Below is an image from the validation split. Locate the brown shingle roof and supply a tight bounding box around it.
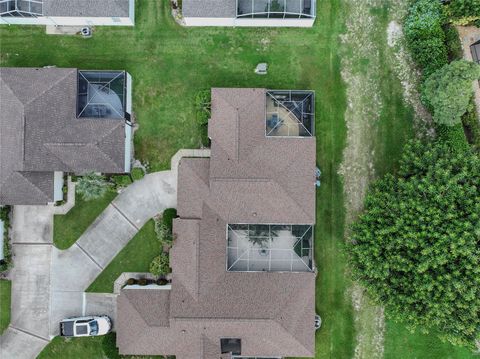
[117,88,316,358]
[0,67,126,205]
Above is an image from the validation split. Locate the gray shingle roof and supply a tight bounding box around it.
[0,67,127,205]
[183,0,236,18]
[43,0,130,17]
[117,89,316,358]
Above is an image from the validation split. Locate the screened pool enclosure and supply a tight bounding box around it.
[227,224,314,272]
[266,90,314,137]
[237,0,315,19]
[0,0,43,16]
[77,71,126,119]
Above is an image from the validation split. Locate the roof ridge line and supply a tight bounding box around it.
[23,68,76,107]
[17,172,51,202]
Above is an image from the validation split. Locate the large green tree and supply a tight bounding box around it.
[422,60,480,126]
[349,140,480,349]
[446,0,480,25]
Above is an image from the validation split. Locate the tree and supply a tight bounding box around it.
[149,253,170,277]
[446,0,480,25]
[76,172,111,201]
[404,0,448,78]
[422,60,480,126]
[348,140,480,349]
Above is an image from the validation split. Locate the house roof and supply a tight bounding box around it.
[117,88,316,358]
[43,0,130,18]
[182,0,236,18]
[0,67,126,205]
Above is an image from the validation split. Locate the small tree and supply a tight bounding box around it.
[349,140,480,349]
[150,253,170,277]
[76,172,111,201]
[446,0,480,25]
[194,90,211,126]
[404,0,448,77]
[422,60,480,126]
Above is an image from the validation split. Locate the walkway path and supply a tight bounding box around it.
[1,171,177,359]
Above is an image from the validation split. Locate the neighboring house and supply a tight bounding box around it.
[116,88,317,358]
[0,67,133,205]
[182,0,316,27]
[0,0,134,26]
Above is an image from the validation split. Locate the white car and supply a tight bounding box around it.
[60,315,111,337]
[315,314,322,330]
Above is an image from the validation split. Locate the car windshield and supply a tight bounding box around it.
[89,320,99,335]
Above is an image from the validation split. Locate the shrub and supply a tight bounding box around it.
[0,206,12,273]
[436,123,470,151]
[444,25,463,61]
[462,99,480,148]
[110,174,132,188]
[162,208,177,233]
[422,60,480,126]
[349,140,480,349]
[195,90,211,126]
[446,0,480,25]
[76,173,111,201]
[131,167,145,181]
[149,253,170,277]
[404,0,448,78]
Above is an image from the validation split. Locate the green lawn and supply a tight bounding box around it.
[0,279,11,334]
[37,333,162,359]
[53,190,117,250]
[86,220,160,293]
[384,321,476,359]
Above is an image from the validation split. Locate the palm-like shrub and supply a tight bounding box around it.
[76,172,111,201]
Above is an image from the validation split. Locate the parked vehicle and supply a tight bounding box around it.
[60,315,111,337]
[315,314,322,330]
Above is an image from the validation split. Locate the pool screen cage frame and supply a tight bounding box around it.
[0,0,43,16]
[227,224,314,273]
[236,0,316,19]
[266,90,315,137]
[76,70,127,120]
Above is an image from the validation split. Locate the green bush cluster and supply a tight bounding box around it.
[462,99,480,149]
[76,173,111,201]
[131,167,145,181]
[0,206,11,273]
[445,0,480,25]
[349,140,480,349]
[404,0,448,78]
[149,253,170,277]
[422,60,480,126]
[194,89,211,126]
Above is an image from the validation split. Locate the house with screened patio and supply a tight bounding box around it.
[0,67,132,205]
[0,0,134,26]
[116,88,317,358]
[183,0,316,27]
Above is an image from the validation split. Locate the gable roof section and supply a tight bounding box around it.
[183,0,236,18]
[43,0,130,17]
[0,67,126,205]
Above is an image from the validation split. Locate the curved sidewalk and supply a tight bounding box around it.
[1,170,177,359]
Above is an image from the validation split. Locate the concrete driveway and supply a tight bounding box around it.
[0,170,177,359]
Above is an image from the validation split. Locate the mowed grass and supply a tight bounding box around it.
[0,279,11,334]
[53,190,117,249]
[384,321,477,359]
[86,220,160,293]
[37,333,162,359]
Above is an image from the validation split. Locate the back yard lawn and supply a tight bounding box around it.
[1,1,477,358]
